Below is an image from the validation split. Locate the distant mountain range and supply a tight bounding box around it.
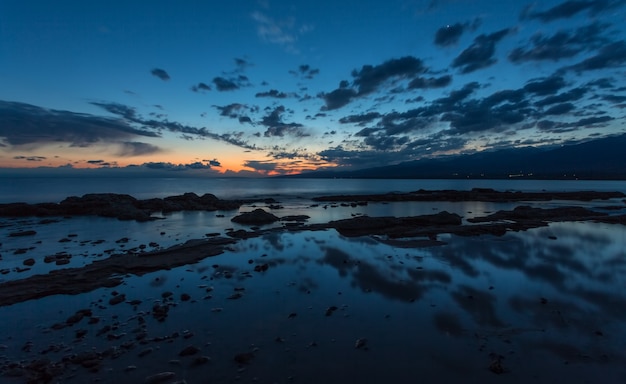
[290,134,626,180]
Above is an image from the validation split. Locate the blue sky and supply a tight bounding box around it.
[1,0,625,175]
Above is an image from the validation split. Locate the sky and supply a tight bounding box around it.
[1,0,625,176]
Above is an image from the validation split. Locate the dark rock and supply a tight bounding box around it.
[144,372,176,384]
[23,258,35,266]
[281,215,310,222]
[8,230,37,237]
[109,294,126,305]
[233,352,254,364]
[231,209,280,225]
[179,345,200,356]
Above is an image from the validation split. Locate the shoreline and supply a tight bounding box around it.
[1,189,625,307]
[1,189,626,383]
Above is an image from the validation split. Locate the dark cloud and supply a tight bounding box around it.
[151,68,170,81]
[319,87,358,111]
[544,102,575,115]
[214,103,247,118]
[339,112,382,125]
[408,75,452,89]
[290,64,320,79]
[91,101,257,150]
[523,76,566,96]
[434,19,481,47]
[255,89,290,98]
[13,155,47,162]
[535,87,586,107]
[522,0,623,22]
[259,106,308,137]
[0,100,158,147]
[509,22,610,63]
[243,160,277,172]
[117,141,162,156]
[353,56,427,94]
[213,77,239,91]
[565,41,626,73]
[452,28,513,73]
[141,161,215,171]
[320,56,429,110]
[191,82,211,93]
[87,160,104,164]
[537,115,614,133]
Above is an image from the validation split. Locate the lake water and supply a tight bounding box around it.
[1,178,626,383]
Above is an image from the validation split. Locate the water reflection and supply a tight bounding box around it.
[1,220,626,383]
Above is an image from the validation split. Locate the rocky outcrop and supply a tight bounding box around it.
[231,209,280,225]
[328,211,462,237]
[0,192,254,221]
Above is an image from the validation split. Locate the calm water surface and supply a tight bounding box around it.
[0,178,625,383]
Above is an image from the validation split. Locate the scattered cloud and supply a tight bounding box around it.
[255,89,291,98]
[151,68,170,81]
[320,56,434,110]
[522,0,624,22]
[452,28,514,73]
[13,155,47,162]
[509,22,611,63]
[243,159,277,172]
[259,106,308,137]
[117,141,163,156]
[434,19,481,47]
[0,100,158,147]
[191,82,211,93]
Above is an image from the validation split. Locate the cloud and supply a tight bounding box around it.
[117,141,163,156]
[289,64,320,79]
[13,155,47,162]
[544,102,575,115]
[339,112,382,125]
[0,100,158,147]
[408,75,452,89]
[91,101,257,150]
[213,76,239,91]
[141,161,216,171]
[259,106,308,137]
[509,22,610,63]
[320,56,431,110]
[452,28,513,73]
[434,19,481,47]
[564,41,626,72]
[191,82,211,93]
[151,68,170,81]
[522,0,624,22]
[243,160,277,172]
[255,89,290,98]
[523,76,566,96]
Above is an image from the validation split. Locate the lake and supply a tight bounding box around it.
[1,178,625,383]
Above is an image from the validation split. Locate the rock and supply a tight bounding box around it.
[355,338,368,349]
[8,230,37,237]
[231,209,280,225]
[280,215,310,222]
[180,293,191,301]
[23,258,35,266]
[109,294,126,305]
[179,345,200,356]
[233,352,254,364]
[144,372,176,384]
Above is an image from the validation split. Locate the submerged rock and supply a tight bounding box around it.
[231,209,280,225]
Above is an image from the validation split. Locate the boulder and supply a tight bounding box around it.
[231,209,279,225]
